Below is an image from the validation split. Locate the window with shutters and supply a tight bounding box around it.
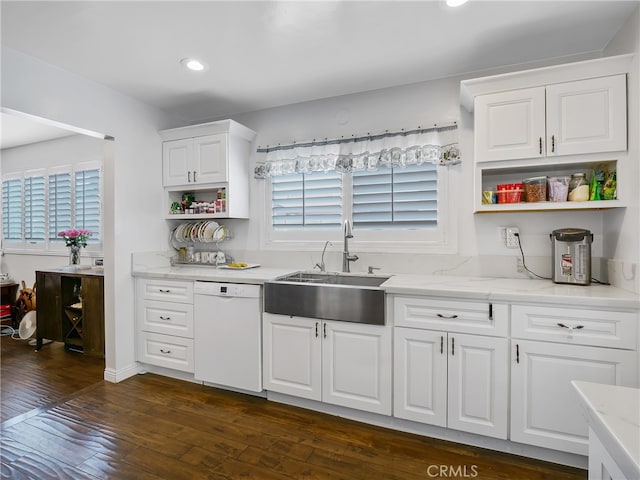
[1,176,22,242]
[352,164,437,231]
[24,173,46,244]
[267,164,450,250]
[272,171,342,231]
[1,163,102,251]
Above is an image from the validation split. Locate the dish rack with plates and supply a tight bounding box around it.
[169,221,233,266]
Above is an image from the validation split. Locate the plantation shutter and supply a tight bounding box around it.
[24,175,46,242]
[75,168,101,241]
[272,171,342,230]
[48,172,72,241]
[352,164,437,230]
[2,178,23,241]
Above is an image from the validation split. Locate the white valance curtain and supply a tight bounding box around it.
[254,123,460,178]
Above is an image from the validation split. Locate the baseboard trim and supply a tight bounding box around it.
[103,363,144,383]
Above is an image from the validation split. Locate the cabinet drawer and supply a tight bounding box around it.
[393,296,508,337]
[137,299,193,338]
[137,278,193,303]
[511,305,637,349]
[137,331,194,373]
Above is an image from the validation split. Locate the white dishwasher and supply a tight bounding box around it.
[194,281,263,393]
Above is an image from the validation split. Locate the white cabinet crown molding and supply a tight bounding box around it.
[460,54,634,112]
[159,119,256,142]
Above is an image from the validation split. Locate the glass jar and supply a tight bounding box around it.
[568,173,589,201]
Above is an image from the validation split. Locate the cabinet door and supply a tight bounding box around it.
[322,321,392,415]
[474,87,546,162]
[81,276,104,357]
[35,272,63,342]
[447,334,508,439]
[193,134,227,184]
[393,327,447,427]
[546,75,627,157]
[162,138,192,186]
[262,314,321,401]
[510,340,637,455]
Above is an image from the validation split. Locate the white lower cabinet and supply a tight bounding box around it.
[510,303,638,456]
[263,313,392,415]
[136,277,195,373]
[510,339,636,455]
[394,327,508,439]
[392,295,509,439]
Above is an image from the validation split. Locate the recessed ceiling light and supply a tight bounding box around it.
[181,58,207,72]
[446,0,469,6]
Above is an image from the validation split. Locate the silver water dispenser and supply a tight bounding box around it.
[550,228,593,285]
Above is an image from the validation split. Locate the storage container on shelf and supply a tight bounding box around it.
[496,183,523,204]
[523,176,547,202]
[547,176,570,202]
[568,173,589,201]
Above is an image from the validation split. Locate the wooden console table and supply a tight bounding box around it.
[35,268,104,357]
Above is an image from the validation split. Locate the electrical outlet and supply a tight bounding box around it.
[505,226,520,249]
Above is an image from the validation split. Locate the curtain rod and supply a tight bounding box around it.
[256,121,457,154]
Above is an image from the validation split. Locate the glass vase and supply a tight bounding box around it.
[69,245,81,266]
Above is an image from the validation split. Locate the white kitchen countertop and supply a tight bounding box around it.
[572,381,640,479]
[381,274,640,309]
[131,254,638,309]
[131,265,297,285]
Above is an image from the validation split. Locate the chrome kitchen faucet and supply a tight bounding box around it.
[342,220,359,272]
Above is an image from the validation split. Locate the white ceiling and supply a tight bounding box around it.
[1,0,638,132]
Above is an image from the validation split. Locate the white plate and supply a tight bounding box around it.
[202,221,219,242]
[212,225,228,242]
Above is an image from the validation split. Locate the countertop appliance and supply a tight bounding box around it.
[194,281,262,392]
[550,228,593,285]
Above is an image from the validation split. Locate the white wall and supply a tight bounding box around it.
[602,5,640,292]
[1,46,180,380]
[1,134,105,286]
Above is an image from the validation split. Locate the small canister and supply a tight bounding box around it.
[568,173,589,201]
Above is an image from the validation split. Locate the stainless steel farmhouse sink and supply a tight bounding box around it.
[264,271,391,325]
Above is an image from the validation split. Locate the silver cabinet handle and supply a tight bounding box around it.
[158,289,171,293]
[437,313,458,319]
[557,323,584,330]
[160,349,171,354]
[159,316,171,320]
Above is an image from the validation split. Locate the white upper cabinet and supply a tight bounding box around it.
[475,75,627,163]
[546,75,627,157]
[475,87,546,162]
[160,120,256,219]
[163,138,192,186]
[163,133,228,186]
[461,54,633,213]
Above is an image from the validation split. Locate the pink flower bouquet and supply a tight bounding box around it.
[58,229,92,248]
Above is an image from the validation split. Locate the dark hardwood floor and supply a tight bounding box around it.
[1,334,587,479]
